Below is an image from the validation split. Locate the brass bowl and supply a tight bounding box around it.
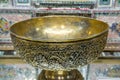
[10,16,108,70]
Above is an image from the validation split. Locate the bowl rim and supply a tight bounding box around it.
[10,15,109,43]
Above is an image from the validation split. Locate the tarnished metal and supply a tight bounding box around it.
[10,15,108,80]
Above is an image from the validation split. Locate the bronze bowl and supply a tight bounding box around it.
[10,16,108,71]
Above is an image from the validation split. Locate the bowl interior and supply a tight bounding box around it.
[10,16,108,42]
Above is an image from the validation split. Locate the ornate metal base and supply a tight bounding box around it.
[38,69,84,80]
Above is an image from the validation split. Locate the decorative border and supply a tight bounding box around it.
[14,0,31,7]
[97,0,113,8]
[0,0,11,7]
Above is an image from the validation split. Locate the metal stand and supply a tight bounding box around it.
[38,69,84,80]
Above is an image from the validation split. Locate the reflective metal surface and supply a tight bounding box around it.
[10,15,108,71]
[38,69,83,80]
[10,16,108,42]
